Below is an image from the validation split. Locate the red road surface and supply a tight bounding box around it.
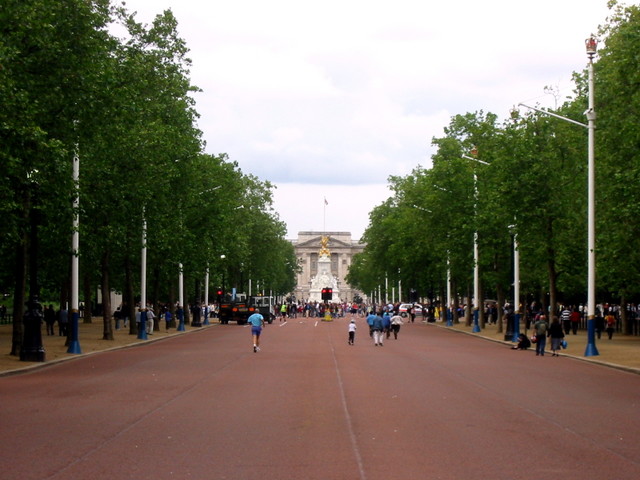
[1,317,639,480]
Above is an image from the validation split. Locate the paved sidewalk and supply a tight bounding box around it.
[440,320,640,374]
[0,319,213,376]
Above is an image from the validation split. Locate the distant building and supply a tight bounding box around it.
[291,231,365,303]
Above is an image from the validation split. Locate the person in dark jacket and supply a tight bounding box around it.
[548,316,565,356]
[512,333,531,350]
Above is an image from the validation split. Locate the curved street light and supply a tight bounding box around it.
[517,35,599,357]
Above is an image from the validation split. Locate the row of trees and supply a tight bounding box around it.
[1,0,298,352]
[346,2,640,333]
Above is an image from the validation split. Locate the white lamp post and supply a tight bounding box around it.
[584,35,599,356]
[517,35,599,357]
[138,211,148,339]
[67,146,81,353]
[462,151,489,333]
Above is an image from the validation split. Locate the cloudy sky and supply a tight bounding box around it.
[121,0,612,240]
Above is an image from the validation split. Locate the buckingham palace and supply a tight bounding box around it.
[290,231,365,303]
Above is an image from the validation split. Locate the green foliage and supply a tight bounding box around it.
[350,3,640,309]
[0,0,299,311]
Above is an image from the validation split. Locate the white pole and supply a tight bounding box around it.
[472,172,481,332]
[514,233,520,314]
[446,254,452,326]
[385,274,388,304]
[141,216,147,308]
[71,149,79,314]
[138,211,148,339]
[204,266,209,308]
[179,263,184,309]
[585,40,599,356]
[68,145,81,353]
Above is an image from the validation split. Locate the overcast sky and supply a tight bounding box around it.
[121,0,612,240]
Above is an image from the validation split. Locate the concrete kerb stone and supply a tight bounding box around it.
[0,324,216,379]
[428,321,640,376]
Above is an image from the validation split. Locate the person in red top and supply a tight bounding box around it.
[570,308,581,335]
[605,312,616,340]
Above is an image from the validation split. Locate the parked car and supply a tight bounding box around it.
[399,303,422,317]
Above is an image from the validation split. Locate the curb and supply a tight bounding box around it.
[429,321,640,376]
[0,324,216,378]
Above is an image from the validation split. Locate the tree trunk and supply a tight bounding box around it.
[496,284,505,334]
[621,295,630,335]
[10,237,27,356]
[101,251,113,340]
[125,255,137,336]
[184,273,191,325]
[83,272,93,324]
[546,217,558,320]
[478,280,485,328]
[547,258,558,321]
[151,266,160,332]
[169,281,177,328]
[451,280,459,323]
[464,283,472,327]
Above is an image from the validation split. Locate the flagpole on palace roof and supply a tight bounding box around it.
[323,197,327,233]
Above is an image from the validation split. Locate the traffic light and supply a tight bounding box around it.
[321,288,333,301]
[216,288,223,302]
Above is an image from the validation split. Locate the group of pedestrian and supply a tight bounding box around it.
[363,310,404,346]
[41,305,68,336]
[525,313,565,357]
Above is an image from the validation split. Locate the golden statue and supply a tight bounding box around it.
[319,235,331,256]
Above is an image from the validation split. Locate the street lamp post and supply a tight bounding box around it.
[517,35,599,357]
[68,146,81,354]
[462,153,489,333]
[584,35,599,356]
[509,223,521,342]
[203,266,210,326]
[138,212,148,340]
[177,262,185,331]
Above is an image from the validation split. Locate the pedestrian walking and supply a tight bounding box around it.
[348,319,357,345]
[372,313,384,346]
[548,316,565,356]
[390,312,403,339]
[570,308,581,335]
[605,311,616,340]
[595,309,604,339]
[560,306,571,335]
[533,314,548,356]
[164,309,172,331]
[44,304,56,336]
[146,306,155,334]
[58,307,68,337]
[248,311,265,352]
[366,311,376,337]
[383,311,391,338]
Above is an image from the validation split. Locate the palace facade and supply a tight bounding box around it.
[291,231,365,303]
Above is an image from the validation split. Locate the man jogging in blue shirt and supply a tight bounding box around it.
[248,312,265,353]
